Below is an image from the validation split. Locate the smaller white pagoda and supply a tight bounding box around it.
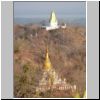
[42,11,59,31]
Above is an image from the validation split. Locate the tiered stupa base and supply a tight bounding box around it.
[36,68,76,93]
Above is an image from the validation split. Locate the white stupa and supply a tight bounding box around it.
[49,11,58,27]
[43,11,59,31]
[42,10,67,31]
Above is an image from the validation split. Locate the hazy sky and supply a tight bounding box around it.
[14,2,86,18]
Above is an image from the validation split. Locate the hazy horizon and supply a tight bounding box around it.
[14,2,86,26]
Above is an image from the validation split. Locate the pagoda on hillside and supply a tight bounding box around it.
[36,46,76,93]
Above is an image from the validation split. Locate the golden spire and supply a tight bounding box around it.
[44,46,52,71]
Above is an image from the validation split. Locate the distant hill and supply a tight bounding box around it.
[14,17,86,27]
[14,24,86,98]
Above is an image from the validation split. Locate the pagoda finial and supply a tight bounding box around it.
[44,46,52,71]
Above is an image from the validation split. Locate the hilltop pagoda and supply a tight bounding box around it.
[42,11,59,31]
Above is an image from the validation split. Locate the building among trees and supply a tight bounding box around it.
[36,46,76,93]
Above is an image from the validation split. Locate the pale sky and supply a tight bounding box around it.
[14,2,86,18]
